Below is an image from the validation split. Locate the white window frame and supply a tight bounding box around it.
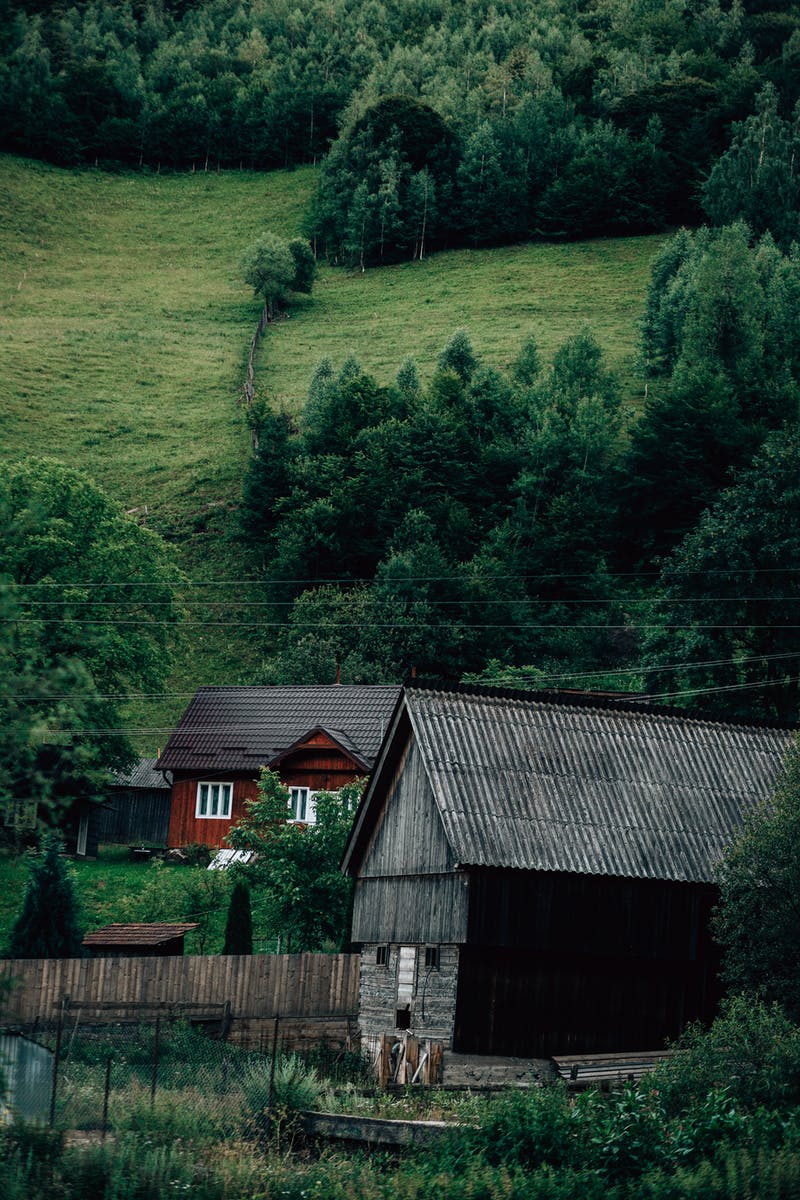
[195,781,233,820]
[288,786,317,824]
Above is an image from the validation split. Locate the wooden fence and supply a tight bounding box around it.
[0,953,360,1050]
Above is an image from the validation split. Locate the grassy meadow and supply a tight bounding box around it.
[1,154,662,734]
[0,155,315,541]
[265,234,662,413]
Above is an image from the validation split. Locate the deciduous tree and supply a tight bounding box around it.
[227,770,363,951]
[0,457,183,824]
[713,742,800,1021]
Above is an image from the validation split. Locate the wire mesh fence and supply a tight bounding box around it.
[16,1010,369,1134]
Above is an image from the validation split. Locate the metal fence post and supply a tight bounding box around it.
[49,998,65,1129]
[267,1014,279,1110]
[102,1056,112,1140]
[150,1016,161,1106]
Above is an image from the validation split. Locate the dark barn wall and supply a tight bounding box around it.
[94,789,171,845]
[455,869,720,1056]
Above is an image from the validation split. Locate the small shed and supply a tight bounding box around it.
[69,759,172,858]
[99,759,172,846]
[83,923,199,958]
[0,1033,53,1125]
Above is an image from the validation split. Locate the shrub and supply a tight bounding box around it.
[460,1084,579,1170]
[242,1052,323,1144]
[650,996,800,1113]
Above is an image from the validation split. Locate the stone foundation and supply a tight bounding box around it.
[358,943,459,1056]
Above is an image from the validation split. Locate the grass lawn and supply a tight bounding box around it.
[0,845,236,956]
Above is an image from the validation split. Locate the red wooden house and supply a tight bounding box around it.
[156,685,401,849]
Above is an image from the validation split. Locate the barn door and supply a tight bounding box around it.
[396,945,416,1027]
[76,811,89,857]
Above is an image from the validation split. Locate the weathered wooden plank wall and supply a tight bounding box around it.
[94,790,171,845]
[0,953,360,1049]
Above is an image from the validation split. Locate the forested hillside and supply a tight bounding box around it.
[242,223,800,722]
[2,0,800,763]
[2,0,799,247]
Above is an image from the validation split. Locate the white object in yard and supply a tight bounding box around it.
[207,849,255,870]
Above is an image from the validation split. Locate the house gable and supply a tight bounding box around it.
[359,735,456,879]
[351,726,467,945]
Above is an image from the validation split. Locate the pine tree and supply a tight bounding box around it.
[222,880,253,956]
[9,832,84,959]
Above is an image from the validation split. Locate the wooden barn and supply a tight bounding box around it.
[342,685,793,1058]
[157,685,401,849]
[98,758,172,847]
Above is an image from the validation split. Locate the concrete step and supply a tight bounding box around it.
[442,1052,556,1088]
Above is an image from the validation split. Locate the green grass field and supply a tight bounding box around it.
[264,235,662,412]
[0,846,152,954]
[0,155,314,540]
[1,154,663,734]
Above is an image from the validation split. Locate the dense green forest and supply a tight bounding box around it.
[240,222,800,722]
[2,0,799,249]
[2,0,800,816]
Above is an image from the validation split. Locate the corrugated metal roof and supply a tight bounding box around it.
[110,758,168,790]
[83,923,198,947]
[156,685,401,773]
[403,689,793,883]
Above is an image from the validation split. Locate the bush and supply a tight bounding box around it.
[460,1084,580,1170]
[242,1052,323,1144]
[650,996,800,1113]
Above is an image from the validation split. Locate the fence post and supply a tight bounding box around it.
[150,1016,161,1106]
[102,1056,112,1140]
[49,998,65,1129]
[267,1014,280,1110]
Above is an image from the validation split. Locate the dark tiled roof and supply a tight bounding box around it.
[156,685,402,773]
[348,686,793,884]
[83,923,198,947]
[110,758,169,790]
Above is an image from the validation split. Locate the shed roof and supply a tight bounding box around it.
[345,686,793,884]
[82,923,198,947]
[110,758,168,791]
[156,685,402,773]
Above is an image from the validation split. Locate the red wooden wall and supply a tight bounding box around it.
[166,733,369,848]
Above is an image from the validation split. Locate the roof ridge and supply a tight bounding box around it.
[406,678,797,733]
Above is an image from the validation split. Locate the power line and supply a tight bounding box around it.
[5,618,800,630]
[4,650,798,702]
[36,667,800,737]
[5,567,800,588]
[628,675,800,703]
[13,595,800,608]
